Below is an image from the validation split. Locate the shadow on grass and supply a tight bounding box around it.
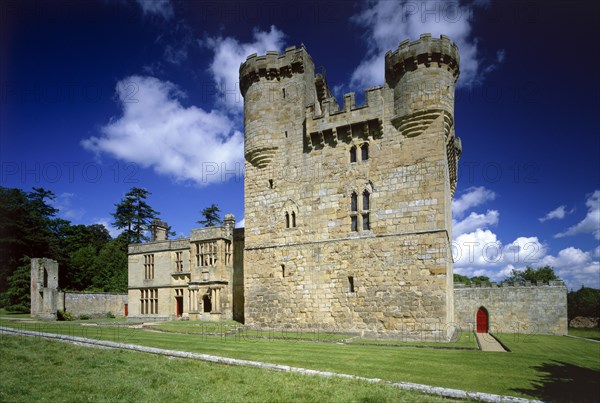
[513,360,600,402]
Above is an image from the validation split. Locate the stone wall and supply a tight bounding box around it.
[58,292,128,318]
[31,258,59,319]
[240,35,460,338]
[454,281,568,335]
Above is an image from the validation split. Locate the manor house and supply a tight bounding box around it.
[127,34,567,338]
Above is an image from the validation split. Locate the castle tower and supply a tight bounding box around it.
[240,35,461,339]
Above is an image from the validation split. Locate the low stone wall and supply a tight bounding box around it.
[59,292,128,318]
[454,281,567,335]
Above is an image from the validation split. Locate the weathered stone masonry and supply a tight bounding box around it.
[454,281,568,336]
[240,34,461,338]
[121,34,567,337]
[30,258,127,319]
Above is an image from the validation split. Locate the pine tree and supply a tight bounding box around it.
[197,204,222,227]
[112,187,159,244]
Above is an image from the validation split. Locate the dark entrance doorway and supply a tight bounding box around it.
[476,306,489,333]
[202,294,212,313]
[175,297,183,317]
[124,304,128,317]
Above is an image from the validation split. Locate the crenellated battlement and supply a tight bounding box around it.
[455,280,566,289]
[385,33,460,86]
[305,86,384,149]
[239,45,311,97]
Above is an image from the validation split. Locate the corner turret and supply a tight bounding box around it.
[239,46,316,168]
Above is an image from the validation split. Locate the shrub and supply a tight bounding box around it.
[79,314,90,320]
[105,311,115,319]
[57,310,75,321]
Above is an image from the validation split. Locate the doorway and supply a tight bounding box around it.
[476,306,489,333]
[175,296,183,317]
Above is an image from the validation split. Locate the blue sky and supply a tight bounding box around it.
[1,0,598,290]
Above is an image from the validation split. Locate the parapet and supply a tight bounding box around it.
[454,280,566,289]
[304,86,384,149]
[385,34,460,85]
[239,45,311,97]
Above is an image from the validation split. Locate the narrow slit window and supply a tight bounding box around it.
[351,192,358,212]
[350,146,357,163]
[282,88,286,99]
[268,179,274,189]
[348,276,355,293]
[281,264,285,278]
[361,143,369,160]
[291,211,296,227]
[285,212,290,228]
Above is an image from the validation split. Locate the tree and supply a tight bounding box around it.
[5,257,31,313]
[0,187,57,294]
[506,266,559,284]
[197,204,222,227]
[90,240,128,292]
[112,187,159,244]
[453,274,471,285]
[568,286,600,321]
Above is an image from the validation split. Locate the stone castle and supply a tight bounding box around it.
[125,34,566,338]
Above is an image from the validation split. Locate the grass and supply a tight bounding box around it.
[0,308,31,319]
[568,327,600,341]
[1,319,599,400]
[0,334,449,402]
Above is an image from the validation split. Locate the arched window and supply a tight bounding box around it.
[362,190,370,211]
[285,212,290,228]
[350,146,357,163]
[361,143,369,160]
[351,192,358,212]
[291,211,296,227]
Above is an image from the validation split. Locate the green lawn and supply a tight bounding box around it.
[0,334,448,403]
[1,319,598,401]
[568,327,600,341]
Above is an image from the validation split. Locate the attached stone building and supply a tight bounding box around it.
[127,217,245,322]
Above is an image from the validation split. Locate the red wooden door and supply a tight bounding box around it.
[124,304,128,317]
[476,307,488,333]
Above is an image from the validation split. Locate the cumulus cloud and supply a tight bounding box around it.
[51,192,86,221]
[452,186,496,218]
[200,26,286,112]
[236,218,245,228]
[134,0,173,20]
[82,76,244,187]
[540,247,600,290]
[555,190,600,240]
[539,205,573,222]
[348,0,503,89]
[453,209,499,236]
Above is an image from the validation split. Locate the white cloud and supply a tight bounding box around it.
[539,205,573,222]
[94,218,121,239]
[51,192,86,221]
[134,0,173,20]
[236,218,245,228]
[540,247,600,290]
[349,0,502,89]
[82,76,244,187]
[555,190,600,240]
[452,209,498,236]
[452,186,496,218]
[200,26,286,113]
